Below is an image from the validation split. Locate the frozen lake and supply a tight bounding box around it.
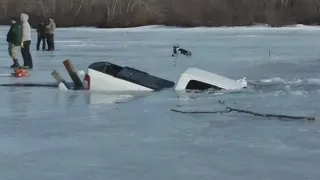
[0,25,320,179]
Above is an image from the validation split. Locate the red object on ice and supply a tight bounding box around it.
[14,69,28,77]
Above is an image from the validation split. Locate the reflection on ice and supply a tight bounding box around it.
[86,91,151,105]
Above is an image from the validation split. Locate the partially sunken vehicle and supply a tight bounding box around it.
[82,62,175,91]
[79,61,247,91]
[174,68,247,91]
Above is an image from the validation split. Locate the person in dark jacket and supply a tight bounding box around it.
[6,17,21,68]
[36,21,46,51]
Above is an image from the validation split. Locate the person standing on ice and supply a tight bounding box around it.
[20,13,33,69]
[36,20,46,51]
[6,17,21,68]
[46,17,56,51]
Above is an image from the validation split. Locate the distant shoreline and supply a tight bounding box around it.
[1,0,320,30]
[1,23,320,30]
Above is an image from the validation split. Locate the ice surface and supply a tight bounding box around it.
[0,25,320,180]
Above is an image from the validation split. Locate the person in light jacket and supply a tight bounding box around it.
[46,17,56,51]
[20,13,33,69]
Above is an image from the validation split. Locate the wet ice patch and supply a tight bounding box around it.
[253,77,320,93]
[290,91,308,96]
[260,77,286,83]
[65,44,105,47]
[237,35,260,37]
[288,79,303,84]
[88,93,137,104]
[307,78,320,84]
[55,40,81,43]
[258,77,319,85]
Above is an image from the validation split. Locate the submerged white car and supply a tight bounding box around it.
[79,61,247,91]
[174,68,247,91]
[82,62,175,91]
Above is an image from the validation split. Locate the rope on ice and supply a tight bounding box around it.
[171,101,315,121]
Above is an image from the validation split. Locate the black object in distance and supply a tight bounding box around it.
[172,44,191,57]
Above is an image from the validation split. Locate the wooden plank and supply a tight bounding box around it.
[51,70,71,90]
[63,59,83,90]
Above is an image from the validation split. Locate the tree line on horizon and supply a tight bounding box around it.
[0,0,320,28]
